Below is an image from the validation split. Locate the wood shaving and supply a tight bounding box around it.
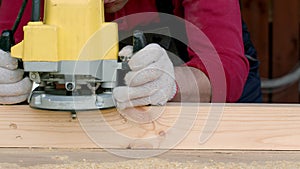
[51,155,69,161]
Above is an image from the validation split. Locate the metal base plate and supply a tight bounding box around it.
[29,92,115,111]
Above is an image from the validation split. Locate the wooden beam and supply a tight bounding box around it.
[0,103,300,150]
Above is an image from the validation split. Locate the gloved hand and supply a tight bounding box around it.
[0,49,32,104]
[113,43,177,109]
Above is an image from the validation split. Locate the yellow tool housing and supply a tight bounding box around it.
[11,0,118,62]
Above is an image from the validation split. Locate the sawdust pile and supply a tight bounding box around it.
[1,158,300,169]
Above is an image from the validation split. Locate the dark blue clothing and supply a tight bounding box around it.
[237,21,262,102]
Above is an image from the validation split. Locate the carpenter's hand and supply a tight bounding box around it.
[113,44,177,109]
[0,49,32,104]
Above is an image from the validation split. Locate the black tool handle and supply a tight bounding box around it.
[31,0,41,21]
[0,30,14,52]
[132,30,147,53]
[117,30,147,86]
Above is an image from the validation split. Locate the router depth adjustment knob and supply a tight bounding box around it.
[65,82,76,91]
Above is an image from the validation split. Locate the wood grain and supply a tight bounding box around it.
[0,103,300,150]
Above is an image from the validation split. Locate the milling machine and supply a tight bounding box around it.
[11,0,120,111]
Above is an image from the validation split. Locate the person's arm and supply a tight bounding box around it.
[171,66,211,102]
[112,0,248,109]
[180,0,249,102]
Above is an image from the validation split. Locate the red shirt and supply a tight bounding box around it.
[0,0,249,102]
[106,0,249,102]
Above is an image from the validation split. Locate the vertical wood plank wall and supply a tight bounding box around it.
[241,0,300,103]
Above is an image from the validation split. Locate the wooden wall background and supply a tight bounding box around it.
[240,0,300,103]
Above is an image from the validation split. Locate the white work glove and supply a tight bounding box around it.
[113,43,177,109]
[0,49,32,104]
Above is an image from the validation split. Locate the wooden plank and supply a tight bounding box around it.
[0,103,300,150]
[1,148,300,167]
[272,0,299,102]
